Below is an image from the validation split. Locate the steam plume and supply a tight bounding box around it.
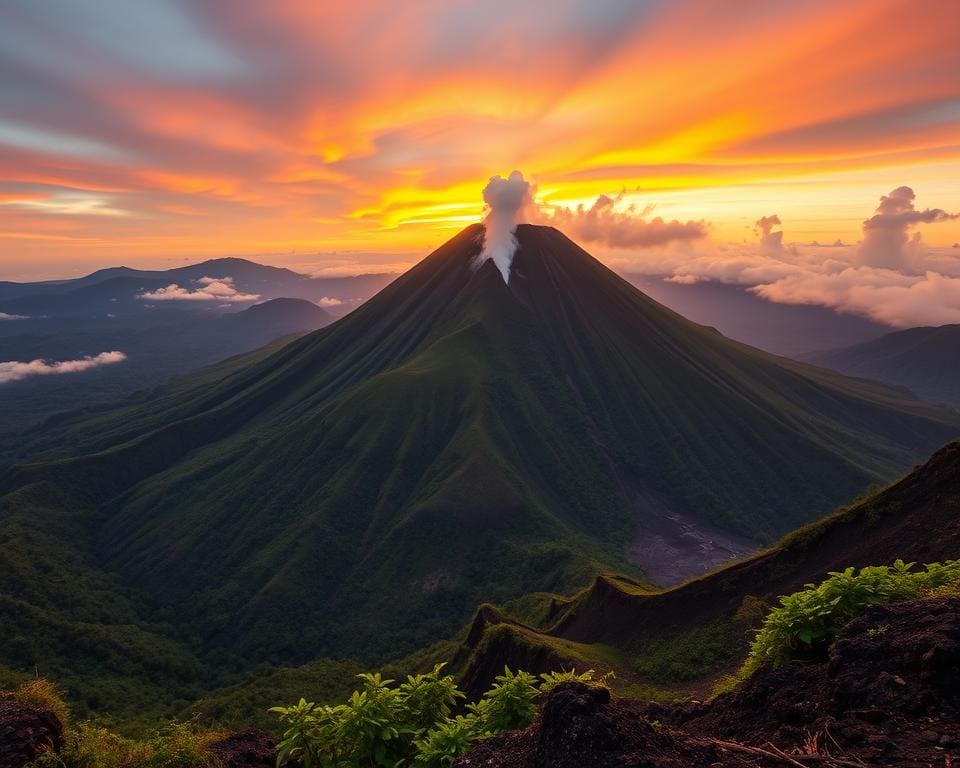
[477,171,533,284]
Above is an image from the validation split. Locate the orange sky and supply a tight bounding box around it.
[1,0,959,280]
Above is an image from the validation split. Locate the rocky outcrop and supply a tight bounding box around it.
[0,697,64,768]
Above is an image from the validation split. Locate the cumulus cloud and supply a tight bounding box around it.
[0,312,27,320]
[755,215,787,257]
[138,275,260,302]
[858,186,958,269]
[476,170,534,284]
[316,297,344,307]
[0,351,127,384]
[544,193,706,248]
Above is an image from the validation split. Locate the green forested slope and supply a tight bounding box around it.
[2,225,957,724]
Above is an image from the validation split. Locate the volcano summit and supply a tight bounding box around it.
[2,224,958,669]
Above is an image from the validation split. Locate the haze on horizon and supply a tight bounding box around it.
[1,0,959,328]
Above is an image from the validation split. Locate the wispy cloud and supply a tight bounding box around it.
[0,312,27,320]
[138,275,259,302]
[0,351,127,384]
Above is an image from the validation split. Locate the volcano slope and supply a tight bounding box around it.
[1,224,958,678]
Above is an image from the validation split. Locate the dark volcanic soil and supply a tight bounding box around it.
[455,597,960,767]
[210,728,277,768]
[0,697,64,768]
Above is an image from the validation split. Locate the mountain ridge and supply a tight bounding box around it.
[804,323,960,406]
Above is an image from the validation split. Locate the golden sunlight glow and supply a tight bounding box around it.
[0,0,958,277]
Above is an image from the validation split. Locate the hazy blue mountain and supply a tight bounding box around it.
[626,274,890,357]
[804,324,960,406]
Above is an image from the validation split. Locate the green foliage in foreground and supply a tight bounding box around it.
[271,664,610,768]
[38,722,223,768]
[739,559,960,678]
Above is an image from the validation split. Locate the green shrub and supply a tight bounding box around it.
[468,668,538,734]
[272,664,465,768]
[538,669,612,693]
[412,715,484,768]
[9,679,70,727]
[273,665,607,768]
[739,559,960,679]
[36,721,223,768]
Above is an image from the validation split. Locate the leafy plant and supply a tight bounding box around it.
[273,664,607,767]
[469,668,538,734]
[738,559,960,679]
[412,715,484,768]
[538,669,613,693]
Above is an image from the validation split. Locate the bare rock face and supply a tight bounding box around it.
[0,697,64,768]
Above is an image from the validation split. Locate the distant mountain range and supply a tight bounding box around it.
[0,257,395,318]
[1,223,956,725]
[803,324,960,407]
[0,259,399,435]
[0,252,916,447]
[0,297,333,439]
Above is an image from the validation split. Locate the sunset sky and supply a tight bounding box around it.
[1,0,959,287]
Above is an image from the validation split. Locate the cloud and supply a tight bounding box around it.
[0,351,127,384]
[755,214,785,257]
[544,194,707,248]
[316,296,344,307]
[476,170,534,284]
[0,312,27,320]
[751,268,960,327]
[858,186,958,269]
[616,189,960,328]
[138,275,259,302]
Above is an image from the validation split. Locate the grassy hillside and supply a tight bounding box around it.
[455,440,960,698]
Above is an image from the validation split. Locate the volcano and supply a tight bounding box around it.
[2,224,957,664]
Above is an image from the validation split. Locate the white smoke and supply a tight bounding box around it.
[477,170,534,284]
[0,351,127,384]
